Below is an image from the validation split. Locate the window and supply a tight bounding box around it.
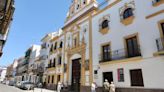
[94,70,98,74]
[60,41,63,48]
[123,8,133,19]
[102,20,109,29]
[64,63,67,73]
[161,23,164,36]
[57,75,61,82]
[130,69,144,86]
[126,36,141,57]
[51,75,54,83]
[53,58,56,67]
[54,42,57,50]
[118,68,124,82]
[49,60,52,67]
[74,38,77,47]
[58,56,62,65]
[48,76,50,83]
[50,44,53,52]
[102,44,111,62]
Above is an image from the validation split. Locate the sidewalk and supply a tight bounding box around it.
[26,88,56,92]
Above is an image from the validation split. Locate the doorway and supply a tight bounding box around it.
[71,58,81,92]
[103,72,113,84]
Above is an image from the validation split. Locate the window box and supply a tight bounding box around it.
[99,27,109,35]
[152,0,164,7]
[121,16,134,26]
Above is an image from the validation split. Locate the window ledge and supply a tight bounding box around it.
[100,56,142,65]
[121,16,135,26]
[153,1,164,7]
[99,27,109,35]
[153,51,164,56]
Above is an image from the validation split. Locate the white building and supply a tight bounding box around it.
[0,67,7,82]
[27,45,41,83]
[91,0,164,92]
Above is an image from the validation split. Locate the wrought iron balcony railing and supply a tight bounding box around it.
[99,46,141,63]
[156,37,164,52]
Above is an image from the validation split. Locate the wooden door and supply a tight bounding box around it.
[130,69,144,86]
[71,58,81,92]
[126,36,140,57]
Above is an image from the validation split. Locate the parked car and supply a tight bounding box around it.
[8,81,15,86]
[15,81,21,88]
[21,82,35,90]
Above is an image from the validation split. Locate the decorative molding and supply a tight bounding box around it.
[119,1,135,26]
[146,10,164,19]
[121,16,135,26]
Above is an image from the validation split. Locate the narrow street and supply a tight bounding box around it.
[0,84,25,92]
[0,84,56,92]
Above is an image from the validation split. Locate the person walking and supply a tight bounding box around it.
[103,79,110,92]
[91,82,97,92]
[57,81,62,92]
[109,82,115,92]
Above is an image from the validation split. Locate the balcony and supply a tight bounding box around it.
[155,37,164,55]
[99,47,141,63]
[32,66,44,74]
[47,63,55,70]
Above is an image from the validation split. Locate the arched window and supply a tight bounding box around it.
[102,20,109,29]
[123,8,133,19]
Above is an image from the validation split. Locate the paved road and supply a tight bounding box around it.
[0,84,56,92]
[0,84,28,92]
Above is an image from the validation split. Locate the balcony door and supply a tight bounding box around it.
[126,36,140,57]
[102,44,111,61]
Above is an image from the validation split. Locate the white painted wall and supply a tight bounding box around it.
[92,0,164,89]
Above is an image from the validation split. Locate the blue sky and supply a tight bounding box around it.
[0,0,71,66]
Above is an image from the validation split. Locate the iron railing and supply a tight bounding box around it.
[156,37,164,52]
[99,46,141,63]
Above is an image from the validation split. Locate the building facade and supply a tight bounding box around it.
[91,0,164,92]
[0,66,7,82]
[27,45,41,84]
[44,0,164,92]
[11,0,164,92]
[0,0,15,57]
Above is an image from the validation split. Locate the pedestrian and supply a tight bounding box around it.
[57,81,62,92]
[109,82,115,92]
[91,82,97,92]
[103,79,110,92]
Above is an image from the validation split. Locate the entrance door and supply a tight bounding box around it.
[130,69,144,86]
[103,72,113,83]
[71,58,81,92]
